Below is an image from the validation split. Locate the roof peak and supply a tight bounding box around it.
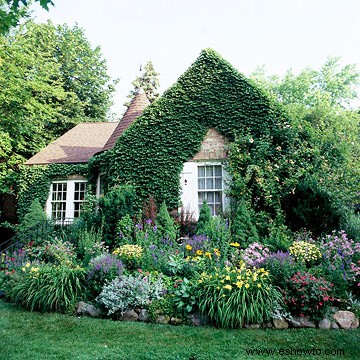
[101,90,150,152]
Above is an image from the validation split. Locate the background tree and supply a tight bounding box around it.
[0,0,54,34]
[250,57,360,205]
[124,60,160,107]
[228,58,360,236]
[0,20,116,194]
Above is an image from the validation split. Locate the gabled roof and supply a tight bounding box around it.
[24,122,118,165]
[101,89,150,152]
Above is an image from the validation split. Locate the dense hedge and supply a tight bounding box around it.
[18,164,88,221]
[90,49,287,208]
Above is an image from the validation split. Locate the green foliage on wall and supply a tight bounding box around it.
[17,163,87,221]
[90,49,287,209]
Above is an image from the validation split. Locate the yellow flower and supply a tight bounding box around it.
[205,252,212,259]
[224,284,232,290]
[245,283,250,289]
[257,283,262,288]
[185,244,192,251]
[21,267,26,272]
[196,249,203,256]
[225,275,230,281]
[230,242,240,247]
[25,263,31,268]
[236,281,243,288]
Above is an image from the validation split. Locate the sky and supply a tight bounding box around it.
[32,0,360,118]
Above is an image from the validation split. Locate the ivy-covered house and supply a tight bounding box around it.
[19,48,285,222]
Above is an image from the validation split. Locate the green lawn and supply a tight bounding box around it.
[1,300,359,360]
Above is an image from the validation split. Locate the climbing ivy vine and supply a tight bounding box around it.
[89,49,287,209]
[18,164,87,221]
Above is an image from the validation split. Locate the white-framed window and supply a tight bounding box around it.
[46,179,87,221]
[180,161,229,219]
[96,173,105,197]
[197,164,223,216]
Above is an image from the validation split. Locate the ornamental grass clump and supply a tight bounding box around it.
[283,271,334,321]
[289,241,321,266]
[10,263,84,313]
[112,244,143,269]
[195,264,282,329]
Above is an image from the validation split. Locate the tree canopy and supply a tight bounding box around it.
[0,20,115,193]
[227,58,360,235]
[0,0,54,34]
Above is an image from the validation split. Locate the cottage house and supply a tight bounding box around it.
[19,49,282,222]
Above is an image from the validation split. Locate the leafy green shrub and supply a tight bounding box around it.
[11,263,84,313]
[77,226,107,264]
[265,220,292,252]
[97,185,136,246]
[96,272,165,316]
[195,264,282,328]
[341,211,360,243]
[282,177,343,236]
[172,277,198,315]
[24,238,76,265]
[283,271,334,321]
[148,295,183,323]
[117,214,134,244]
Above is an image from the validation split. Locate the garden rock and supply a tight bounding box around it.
[155,315,170,325]
[245,324,260,329]
[170,317,183,326]
[299,316,316,328]
[288,317,301,328]
[86,305,101,318]
[331,322,339,329]
[333,311,359,329]
[138,309,150,322]
[76,301,101,318]
[76,301,87,314]
[119,309,138,322]
[273,318,288,329]
[187,313,210,327]
[318,318,331,329]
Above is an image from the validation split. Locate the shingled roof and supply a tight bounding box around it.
[24,122,118,165]
[101,89,150,152]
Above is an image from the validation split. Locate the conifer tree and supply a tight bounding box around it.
[20,198,48,231]
[156,201,177,241]
[124,60,160,107]
[195,200,211,235]
[231,200,259,248]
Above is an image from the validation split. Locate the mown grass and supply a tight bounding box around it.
[1,300,359,360]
